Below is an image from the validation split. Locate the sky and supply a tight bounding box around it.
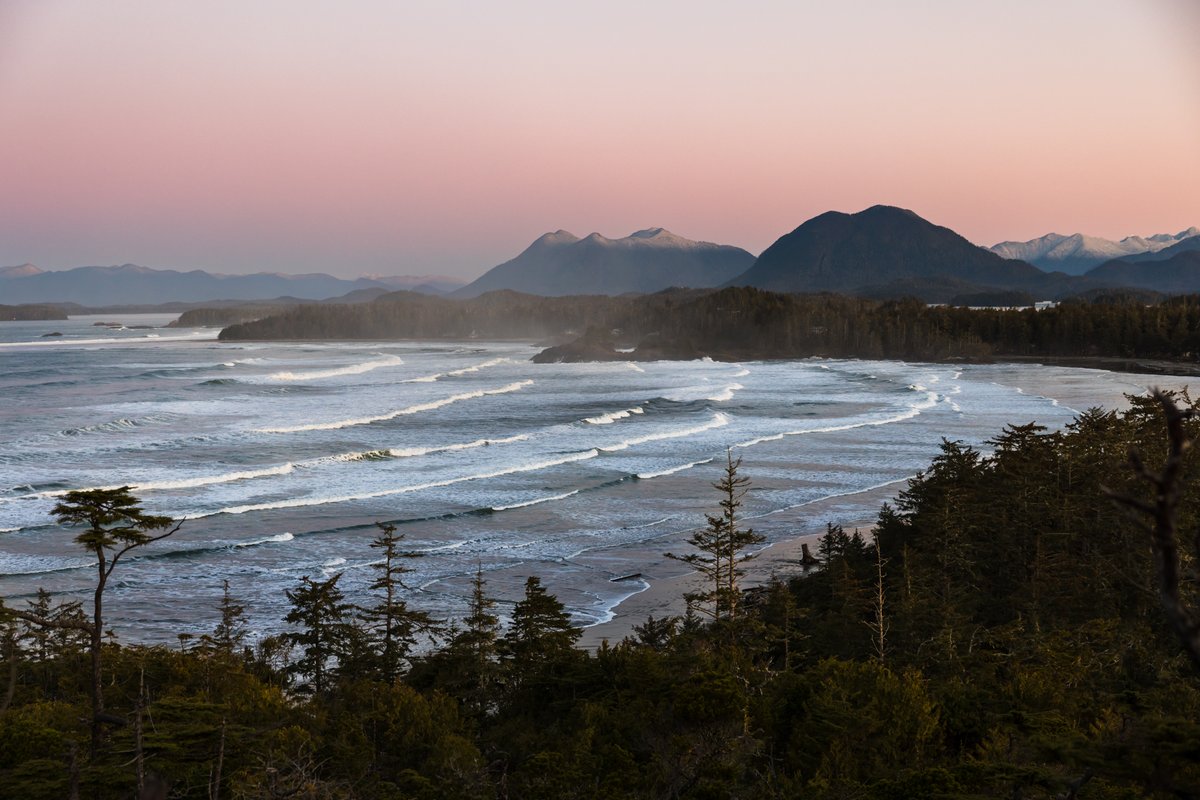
[0,0,1198,280]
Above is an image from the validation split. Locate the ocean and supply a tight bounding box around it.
[0,313,1173,644]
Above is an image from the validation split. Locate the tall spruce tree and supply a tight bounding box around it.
[501,576,579,680]
[284,573,355,694]
[210,579,248,655]
[359,523,439,681]
[666,451,765,626]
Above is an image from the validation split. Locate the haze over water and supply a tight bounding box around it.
[0,314,1165,643]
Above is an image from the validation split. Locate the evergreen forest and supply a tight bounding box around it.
[218,287,1200,367]
[2,394,1200,798]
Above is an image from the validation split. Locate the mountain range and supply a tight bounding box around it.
[0,264,465,306]
[989,228,1200,275]
[8,211,1200,309]
[453,228,754,297]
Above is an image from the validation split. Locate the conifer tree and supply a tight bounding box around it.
[359,522,439,681]
[210,579,248,655]
[666,451,765,626]
[284,572,355,694]
[441,564,502,714]
[501,576,579,678]
[3,487,180,756]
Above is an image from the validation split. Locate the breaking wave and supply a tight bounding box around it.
[257,380,534,433]
[600,412,730,452]
[267,354,404,381]
[211,449,600,516]
[583,407,644,425]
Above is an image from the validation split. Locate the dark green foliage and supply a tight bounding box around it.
[666,450,765,631]
[283,572,356,695]
[221,283,1200,367]
[209,579,248,654]
[357,523,440,682]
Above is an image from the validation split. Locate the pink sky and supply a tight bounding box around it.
[1,0,1198,279]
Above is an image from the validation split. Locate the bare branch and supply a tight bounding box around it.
[106,519,185,579]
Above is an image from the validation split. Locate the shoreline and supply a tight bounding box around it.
[578,523,876,649]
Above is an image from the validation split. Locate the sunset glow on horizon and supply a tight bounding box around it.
[1,0,1198,279]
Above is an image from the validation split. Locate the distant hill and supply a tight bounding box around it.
[990,228,1200,274]
[725,205,1055,298]
[0,303,68,321]
[0,264,465,305]
[454,228,754,297]
[1086,251,1200,293]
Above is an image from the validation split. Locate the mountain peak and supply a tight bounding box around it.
[455,228,754,297]
[726,205,1046,299]
[860,204,920,219]
[0,263,42,278]
[990,226,1200,275]
[628,227,670,239]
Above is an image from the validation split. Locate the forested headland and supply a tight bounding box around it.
[216,287,1200,368]
[2,394,1200,798]
[0,304,68,321]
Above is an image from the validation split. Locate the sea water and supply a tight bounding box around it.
[0,314,1174,643]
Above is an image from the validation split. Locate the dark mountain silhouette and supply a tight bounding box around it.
[724,205,1059,298]
[1086,251,1200,293]
[0,264,465,305]
[454,228,754,297]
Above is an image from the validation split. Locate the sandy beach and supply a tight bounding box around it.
[579,523,877,649]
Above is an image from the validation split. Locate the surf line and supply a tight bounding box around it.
[256,380,534,433]
[209,448,599,516]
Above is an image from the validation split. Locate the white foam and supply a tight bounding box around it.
[636,457,715,479]
[257,380,534,433]
[234,531,294,547]
[491,489,580,511]
[212,449,600,516]
[268,355,404,381]
[601,412,729,452]
[402,356,513,383]
[732,368,750,378]
[735,406,922,449]
[625,363,646,373]
[707,383,743,402]
[583,406,644,425]
[326,433,530,462]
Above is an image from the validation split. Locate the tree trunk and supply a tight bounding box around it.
[135,667,145,797]
[210,717,226,800]
[67,740,80,800]
[91,568,106,757]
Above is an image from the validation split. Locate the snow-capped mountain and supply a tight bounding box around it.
[989,228,1200,275]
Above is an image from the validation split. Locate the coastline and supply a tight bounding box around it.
[578,524,876,649]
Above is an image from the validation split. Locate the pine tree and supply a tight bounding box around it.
[211,579,248,655]
[4,487,180,756]
[501,576,579,681]
[666,451,765,626]
[284,572,355,694]
[359,522,439,681]
[441,564,502,714]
